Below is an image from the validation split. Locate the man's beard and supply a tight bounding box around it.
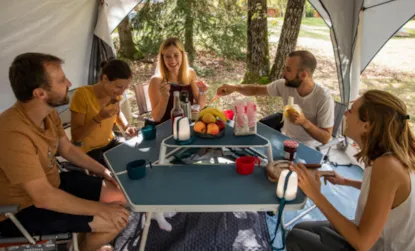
[46,88,70,107]
[284,74,302,88]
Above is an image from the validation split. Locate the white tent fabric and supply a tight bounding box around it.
[0,0,139,112]
[308,0,415,103]
[0,0,97,112]
[95,2,116,53]
[105,0,140,33]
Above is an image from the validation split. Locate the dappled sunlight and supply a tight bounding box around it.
[120,133,152,152]
[232,228,261,249]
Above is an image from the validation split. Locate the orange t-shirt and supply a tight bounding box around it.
[0,103,65,221]
[70,86,117,153]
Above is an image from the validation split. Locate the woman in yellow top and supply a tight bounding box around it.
[70,59,137,165]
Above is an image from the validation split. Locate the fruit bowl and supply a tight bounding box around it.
[193,107,227,138]
[194,128,225,138]
[193,119,226,138]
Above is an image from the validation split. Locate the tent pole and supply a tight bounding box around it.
[350,10,364,102]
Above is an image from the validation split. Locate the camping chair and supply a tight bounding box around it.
[0,205,78,251]
[133,83,152,116]
[316,101,349,163]
[282,101,349,229]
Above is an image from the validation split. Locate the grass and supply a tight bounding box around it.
[300,17,327,27]
[268,17,330,40]
[299,29,329,40]
[399,28,415,38]
[361,72,415,131]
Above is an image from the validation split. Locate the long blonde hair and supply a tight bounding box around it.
[156,37,191,85]
[355,90,415,170]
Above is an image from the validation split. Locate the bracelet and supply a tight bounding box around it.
[199,91,207,95]
[93,116,101,124]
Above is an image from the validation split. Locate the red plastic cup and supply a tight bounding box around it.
[224,110,234,120]
[236,156,260,175]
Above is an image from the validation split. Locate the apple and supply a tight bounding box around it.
[216,120,226,131]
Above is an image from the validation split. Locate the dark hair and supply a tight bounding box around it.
[100,59,132,81]
[9,52,63,102]
[288,50,317,75]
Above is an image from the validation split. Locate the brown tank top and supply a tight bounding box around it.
[160,83,194,123]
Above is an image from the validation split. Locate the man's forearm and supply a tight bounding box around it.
[235,85,268,96]
[62,144,107,175]
[38,186,103,216]
[302,120,331,144]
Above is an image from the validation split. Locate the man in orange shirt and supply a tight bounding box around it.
[0,53,129,251]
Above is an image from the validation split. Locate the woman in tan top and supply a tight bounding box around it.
[149,37,209,123]
[287,90,415,251]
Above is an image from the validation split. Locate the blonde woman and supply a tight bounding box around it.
[149,37,208,123]
[287,90,415,250]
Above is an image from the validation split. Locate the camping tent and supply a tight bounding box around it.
[308,0,415,104]
[0,0,140,112]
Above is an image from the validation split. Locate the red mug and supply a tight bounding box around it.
[224,110,234,120]
[236,156,260,175]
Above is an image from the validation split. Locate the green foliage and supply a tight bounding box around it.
[192,64,215,77]
[130,0,247,59]
[242,72,270,85]
[258,76,270,85]
[130,0,179,55]
[305,1,315,18]
[267,0,287,15]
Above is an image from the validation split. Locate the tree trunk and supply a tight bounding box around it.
[269,0,305,80]
[184,0,195,66]
[243,0,269,84]
[118,17,138,59]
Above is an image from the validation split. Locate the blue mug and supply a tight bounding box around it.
[141,125,156,140]
[126,159,152,180]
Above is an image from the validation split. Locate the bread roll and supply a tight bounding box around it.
[266,160,290,182]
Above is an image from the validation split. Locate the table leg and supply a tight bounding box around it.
[266,143,273,163]
[159,144,167,164]
[139,211,152,251]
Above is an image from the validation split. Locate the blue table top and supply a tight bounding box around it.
[104,120,323,212]
[255,123,323,164]
[117,164,306,212]
[104,121,174,174]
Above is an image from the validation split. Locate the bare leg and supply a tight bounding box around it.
[79,232,118,251]
[81,215,124,251]
[99,180,127,205]
[78,181,128,251]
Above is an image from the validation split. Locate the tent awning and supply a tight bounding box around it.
[309,0,415,103]
[0,0,140,112]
